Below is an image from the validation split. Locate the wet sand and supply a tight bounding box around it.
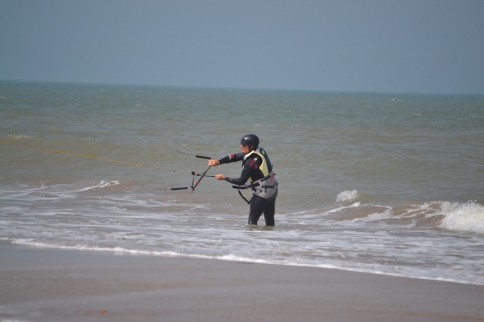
[1,243,483,322]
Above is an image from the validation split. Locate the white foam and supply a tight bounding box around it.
[11,240,274,265]
[326,202,361,215]
[336,190,359,202]
[8,134,33,140]
[440,201,484,234]
[12,239,183,257]
[78,180,120,192]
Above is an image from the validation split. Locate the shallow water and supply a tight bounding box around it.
[1,82,483,285]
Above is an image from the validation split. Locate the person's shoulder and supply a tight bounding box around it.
[235,152,245,159]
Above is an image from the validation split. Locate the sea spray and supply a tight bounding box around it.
[440,201,484,234]
[336,190,359,202]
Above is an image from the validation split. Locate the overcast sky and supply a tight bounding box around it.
[1,0,484,94]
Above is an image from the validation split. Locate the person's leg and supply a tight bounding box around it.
[263,191,277,226]
[248,195,267,225]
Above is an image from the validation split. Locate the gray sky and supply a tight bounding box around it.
[1,0,484,94]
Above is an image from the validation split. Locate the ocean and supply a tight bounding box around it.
[1,82,483,285]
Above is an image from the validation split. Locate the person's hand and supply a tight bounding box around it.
[214,174,226,181]
[208,159,220,167]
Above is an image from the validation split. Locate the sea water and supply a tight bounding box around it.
[1,82,483,285]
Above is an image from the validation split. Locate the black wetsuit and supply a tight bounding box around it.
[219,151,278,226]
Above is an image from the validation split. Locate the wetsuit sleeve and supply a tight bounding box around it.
[224,163,251,185]
[218,153,244,164]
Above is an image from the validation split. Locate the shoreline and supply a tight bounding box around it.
[5,239,481,287]
[1,242,484,322]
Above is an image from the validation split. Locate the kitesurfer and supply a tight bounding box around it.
[208,134,278,226]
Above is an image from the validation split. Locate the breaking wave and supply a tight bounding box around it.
[440,201,484,234]
[336,190,359,202]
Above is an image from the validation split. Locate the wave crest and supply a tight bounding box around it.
[440,201,484,234]
[336,190,359,202]
[78,180,120,192]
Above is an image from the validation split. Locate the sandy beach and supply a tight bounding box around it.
[1,243,483,322]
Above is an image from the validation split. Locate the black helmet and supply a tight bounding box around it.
[240,134,259,150]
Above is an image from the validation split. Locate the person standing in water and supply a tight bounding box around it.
[208,134,278,226]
